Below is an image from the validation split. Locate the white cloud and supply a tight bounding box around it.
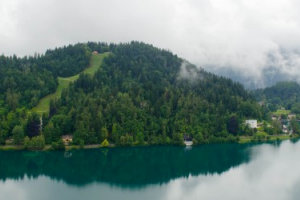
[1,0,300,86]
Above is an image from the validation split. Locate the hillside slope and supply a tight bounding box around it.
[32,52,110,113]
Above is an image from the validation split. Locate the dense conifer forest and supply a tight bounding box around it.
[0,42,263,148]
[254,81,300,114]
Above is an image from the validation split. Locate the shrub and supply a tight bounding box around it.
[0,131,7,145]
[119,134,134,146]
[100,139,110,147]
[51,139,65,150]
[24,135,45,150]
[172,133,184,145]
[79,139,85,149]
[12,125,24,145]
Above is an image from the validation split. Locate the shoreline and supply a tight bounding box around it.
[238,134,299,144]
[0,134,299,151]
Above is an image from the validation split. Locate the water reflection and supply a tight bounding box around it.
[162,140,300,200]
[1,141,300,200]
[0,144,250,187]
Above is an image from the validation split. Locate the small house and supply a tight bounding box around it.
[92,51,98,55]
[62,135,73,145]
[245,120,258,129]
[288,114,296,120]
[272,115,277,121]
[282,125,288,133]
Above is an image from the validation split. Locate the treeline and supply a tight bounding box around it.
[40,44,91,77]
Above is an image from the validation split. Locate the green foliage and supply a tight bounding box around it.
[271,120,282,135]
[40,43,91,77]
[100,139,110,147]
[43,122,58,144]
[227,115,239,135]
[12,125,24,145]
[100,127,109,143]
[262,122,275,135]
[291,103,300,114]
[172,133,184,145]
[23,137,30,148]
[193,132,205,145]
[79,139,85,149]
[254,131,267,140]
[24,135,45,150]
[240,124,255,136]
[51,139,65,150]
[119,134,134,146]
[136,132,145,145]
[255,81,300,112]
[111,123,119,143]
[26,112,41,137]
[0,131,7,145]
[290,118,300,134]
[0,57,57,110]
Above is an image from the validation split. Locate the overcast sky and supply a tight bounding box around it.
[1,0,300,85]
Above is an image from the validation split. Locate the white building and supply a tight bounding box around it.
[245,120,258,129]
[288,114,296,120]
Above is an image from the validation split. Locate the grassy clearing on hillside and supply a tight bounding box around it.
[32,52,110,114]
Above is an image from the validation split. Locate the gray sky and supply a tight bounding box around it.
[1,0,300,85]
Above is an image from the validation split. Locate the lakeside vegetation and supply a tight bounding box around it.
[0,134,298,151]
[238,134,296,144]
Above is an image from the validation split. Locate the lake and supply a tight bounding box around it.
[0,140,300,200]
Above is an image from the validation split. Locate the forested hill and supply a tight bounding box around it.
[0,43,90,109]
[0,42,262,147]
[254,81,300,113]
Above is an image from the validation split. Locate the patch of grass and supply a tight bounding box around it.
[268,135,291,141]
[83,52,110,75]
[31,52,110,114]
[0,145,24,151]
[239,136,252,144]
[239,134,296,144]
[273,109,291,116]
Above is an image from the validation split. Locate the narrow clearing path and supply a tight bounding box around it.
[31,52,110,114]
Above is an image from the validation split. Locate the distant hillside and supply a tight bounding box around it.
[208,66,297,89]
[254,81,300,113]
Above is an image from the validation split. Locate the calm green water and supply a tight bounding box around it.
[0,140,300,200]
